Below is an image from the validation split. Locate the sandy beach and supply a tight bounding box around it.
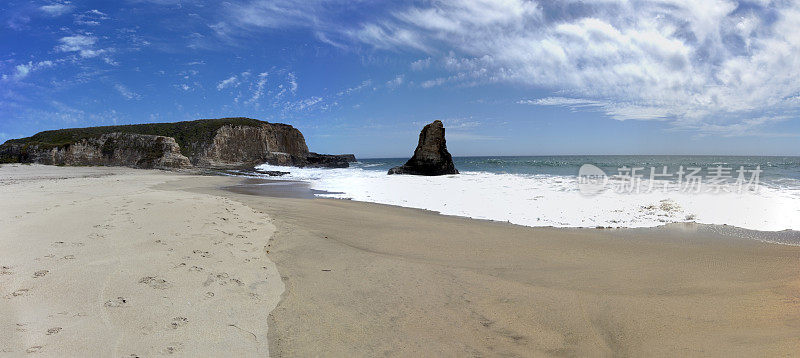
[0,165,283,356]
[3,165,800,356]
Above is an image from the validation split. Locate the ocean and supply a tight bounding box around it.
[247,155,800,232]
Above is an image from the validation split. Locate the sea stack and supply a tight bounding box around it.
[388,120,459,176]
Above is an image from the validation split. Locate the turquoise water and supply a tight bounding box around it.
[356,155,800,186]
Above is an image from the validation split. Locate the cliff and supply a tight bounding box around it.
[0,118,354,169]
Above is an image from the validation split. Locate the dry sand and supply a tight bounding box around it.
[3,165,800,357]
[0,165,283,356]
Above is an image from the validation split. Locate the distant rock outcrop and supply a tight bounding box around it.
[0,118,355,170]
[388,120,458,176]
[304,153,355,168]
[0,132,191,169]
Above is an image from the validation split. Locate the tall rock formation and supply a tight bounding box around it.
[388,120,459,176]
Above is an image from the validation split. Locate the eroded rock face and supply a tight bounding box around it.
[196,125,357,168]
[388,120,458,176]
[0,118,355,169]
[196,124,310,168]
[1,133,192,169]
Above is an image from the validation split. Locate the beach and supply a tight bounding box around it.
[0,165,283,356]
[3,165,800,356]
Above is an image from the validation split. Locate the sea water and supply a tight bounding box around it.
[249,155,800,231]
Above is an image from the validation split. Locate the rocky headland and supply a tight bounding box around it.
[0,118,354,170]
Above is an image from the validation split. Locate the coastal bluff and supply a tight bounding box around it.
[389,120,458,176]
[0,117,354,169]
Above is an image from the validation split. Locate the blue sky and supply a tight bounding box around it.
[1,0,799,157]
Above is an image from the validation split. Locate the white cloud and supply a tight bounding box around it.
[246,72,269,104]
[411,57,431,71]
[224,0,322,29]
[114,84,141,100]
[56,35,106,58]
[217,75,239,90]
[74,9,109,26]
[420,77,445,88]
[40,3,74,17]
[287,72,298,94]
[2,61,55,81]
[218,70,308,109]
[337,79,372,96]
[343,0,800,133]
[440,117,482,129]
[287,96,323,111]
[518,97,601,107]
[386,74,404,88]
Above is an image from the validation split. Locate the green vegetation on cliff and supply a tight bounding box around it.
[2,117,270,158]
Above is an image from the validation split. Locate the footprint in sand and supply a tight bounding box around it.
[33,270,48,278]
[139,276,171,289]
[6,289,29,298]
[192,250,212,258]
[104,297,128,307]
[203,273,245,287]
[168,317,188,329]
[162,343,183,354]
[46,327,61,335]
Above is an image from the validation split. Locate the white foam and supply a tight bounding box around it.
[254,164,800,231]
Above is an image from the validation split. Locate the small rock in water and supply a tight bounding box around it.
[255,170,290,176]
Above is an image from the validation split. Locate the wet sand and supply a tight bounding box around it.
[190,176,800,357]
[222,178,336,199]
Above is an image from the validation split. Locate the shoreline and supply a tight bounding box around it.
[238,161,800,232]
[222,174,800,246]
[4,165,800,356]
[184,174,800,356]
